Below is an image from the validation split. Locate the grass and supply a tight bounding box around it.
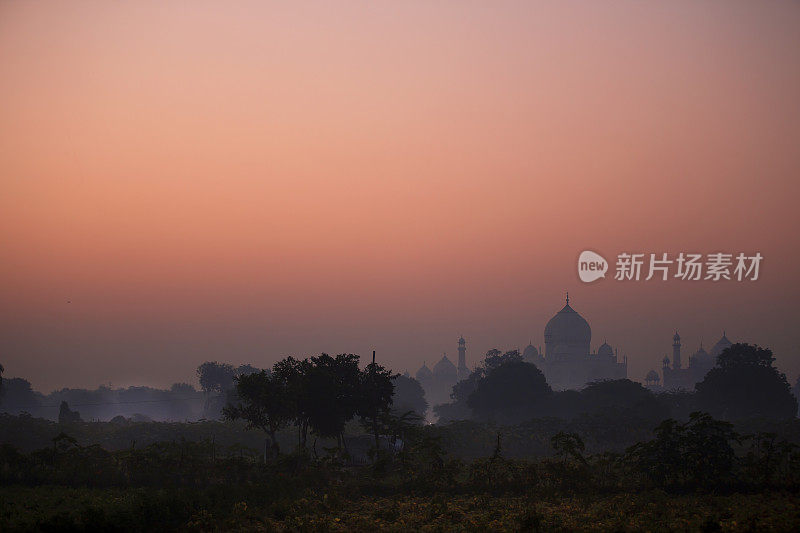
[2,486,800,531]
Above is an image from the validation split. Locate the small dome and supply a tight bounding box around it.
[433,354,457,377]
[415,362,432,381]
[458,335,465,344]
[522,344,539,361]
[662,356,670,366]
[645,370,660,382]
[690,346,712,368]
[597,342,613,357]
[544,301,591,347]
[673,331,681,342]
[709,332,732,359]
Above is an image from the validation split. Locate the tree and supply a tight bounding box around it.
[358,359,395,454]
[551,431,586,465]
[223,370,292,456]
[170,382,196,395]
[579,379,668,421]
[273,356,313,451]
[271,353,363,452]
[304,353,362,442]
[794,376,800,414]
[391,375,428,421]
[626,412,738,490]
[235,364,263,377]
[467,360,551,423]
[196,361,236,394]
[0,377,41,415]
[435,349,523,422]
[197,361,236,418]
[695,343,797,420]
[58,401,82,424]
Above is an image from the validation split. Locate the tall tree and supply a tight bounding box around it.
[197,361,236,418]
[223,370,292,456]
[273,353,366,452]
[304,353,362,443]
[358,358,395,454]
[273,356,313,451]
[695,343,797,420]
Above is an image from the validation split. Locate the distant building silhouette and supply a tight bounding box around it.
[457,336,469,381]
[532,294,627,389]
[418,295,628,404]
[416,350,459,409]
[654,331,730,390]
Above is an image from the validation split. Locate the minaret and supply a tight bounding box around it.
[457,335,468,381]
[672,331,682,369]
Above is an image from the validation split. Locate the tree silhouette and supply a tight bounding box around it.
[272,356,313,451]
[223,370,292,456]
[235,364,262,377]
[627,412,737,490]
[436,349,524,422]
[695,343,797,420]
[304,353,362,444]
[197,361,236,418]
[467,360,551,423]
[358,360,395,454]
[391,375,427,421]
[196,361,236,394]
[580,379,668,421]
[58,401,82,424]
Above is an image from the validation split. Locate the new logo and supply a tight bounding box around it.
[578,250,608,283]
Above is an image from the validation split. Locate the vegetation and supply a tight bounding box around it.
[2,409,800,531]
[2,343,799,530]
[696,343,797,420]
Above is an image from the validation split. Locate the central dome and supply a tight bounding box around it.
[544,302,591,347]
[433,354,457,377]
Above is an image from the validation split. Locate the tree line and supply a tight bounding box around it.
[221,353,413,458]
[435,343,798,425]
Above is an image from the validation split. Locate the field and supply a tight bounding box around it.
[2,487,800,531]
[3,413,800,531]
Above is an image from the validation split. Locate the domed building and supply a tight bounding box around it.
[544,298,591,361]
[433,354,457,383]
[689,343,714,383]
[597,342,614,357]
[522,343,543,367]
[709,332,732,359]
[645,370,661,389]
[538,295,627,390]
[415,362,433,386]
[658,332,731,390]
[415,352,461,412]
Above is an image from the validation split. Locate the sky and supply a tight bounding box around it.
[1,1,799,392]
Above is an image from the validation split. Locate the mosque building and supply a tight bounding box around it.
[523,294,628,390]
[653,331,732,391]
[415,295,628,405]
[415,352,458,408]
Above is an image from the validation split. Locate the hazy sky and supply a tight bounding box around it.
[1,1,799,392]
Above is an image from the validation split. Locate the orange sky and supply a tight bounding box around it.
[1,1,799,392]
